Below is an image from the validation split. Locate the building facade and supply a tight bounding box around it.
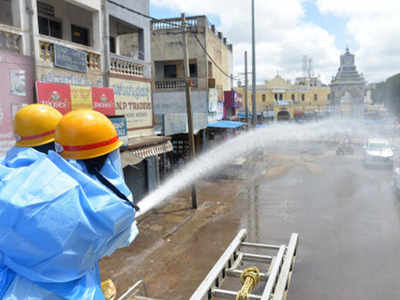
[0,0,172,201]
[237,74,331,121]
[150,15,233,170]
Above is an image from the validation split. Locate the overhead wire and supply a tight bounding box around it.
[106,0,239,81]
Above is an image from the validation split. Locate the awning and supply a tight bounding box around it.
[207,120,246,129]
[120,136,173,167]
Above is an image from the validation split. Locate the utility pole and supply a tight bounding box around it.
[102,0,110,87]
[244,51,249,124]
[182,13,197,209]
[251,0,257,127]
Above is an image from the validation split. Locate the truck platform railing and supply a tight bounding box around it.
[119,229,299,300]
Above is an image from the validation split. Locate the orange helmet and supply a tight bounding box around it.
[14,104,62,147]
[55,110,122,160]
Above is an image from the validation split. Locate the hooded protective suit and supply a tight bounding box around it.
[0,150,138,299]
[1,146,46,168]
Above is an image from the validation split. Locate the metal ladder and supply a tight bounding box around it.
[118,229,299,300]
[190,229,299,300]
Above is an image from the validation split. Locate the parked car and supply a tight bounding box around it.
[363,138,393,167]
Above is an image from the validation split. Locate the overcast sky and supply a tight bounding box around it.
[150,0,400,85]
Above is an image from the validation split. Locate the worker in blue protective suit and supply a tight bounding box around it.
[0,110,139,299]
[1,104,62,168]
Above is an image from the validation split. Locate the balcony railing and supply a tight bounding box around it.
[152,16,199,32]
[110,54,144,77]
[155,78,198,89]
[0,24,22,54]
[39,37,101,71]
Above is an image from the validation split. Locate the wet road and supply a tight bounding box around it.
[241,149,400,300]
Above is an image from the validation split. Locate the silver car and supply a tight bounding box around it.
[363,138,394,167]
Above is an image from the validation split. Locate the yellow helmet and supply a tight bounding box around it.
[55,110,122,160]
[14,104,63,147]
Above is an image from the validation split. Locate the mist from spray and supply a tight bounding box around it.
[136,118,376,217]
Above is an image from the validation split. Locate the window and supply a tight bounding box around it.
[110,36,116,54]
[274,93,278,101]
[190,64,197,78]
[164,65,177,78]
[38,16,62,39]
[314,94,318,101]
[279,94,283,100]
[71,24,89,46]
[301,94,305,101]
[262,94,266,102]
[291,94,295,101]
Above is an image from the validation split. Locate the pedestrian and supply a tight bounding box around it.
[1,104,62,167]
[0,110,138,299]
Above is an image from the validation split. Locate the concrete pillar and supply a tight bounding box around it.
[101,0,109,87]
[26,0,40,62]
[11,0,21,27]
[16,0,32,56]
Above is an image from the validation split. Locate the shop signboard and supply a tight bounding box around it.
[92,87,115,116]
[54,44,88,73]
[110,77,153,137]
[163,112,208,136]
[109,116,128,146]
[163,113,187,136]
[36,82,115,115]
[277,100,291,106]
[208,88,218,112]
[70,85,92,110]
[36,82,71,114]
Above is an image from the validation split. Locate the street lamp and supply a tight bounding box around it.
[251,0,257,127]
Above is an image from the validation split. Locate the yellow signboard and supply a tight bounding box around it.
[70,86,92,110]
[110,77,153,138]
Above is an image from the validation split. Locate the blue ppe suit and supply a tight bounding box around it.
[0,146,48,298]
[1,146,46,168]
[0,150,138,299]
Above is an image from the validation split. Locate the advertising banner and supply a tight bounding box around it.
[36,82,115,115]
[110,77,153,136]
[109,116,128,146]
[36,82,71,114]
[70,86,92,110]
[92,87,115,116]
[208,88,218,112]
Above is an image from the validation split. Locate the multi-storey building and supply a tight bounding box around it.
[0,0,172,200]
[150,15,233,165]
[237,74,331,121]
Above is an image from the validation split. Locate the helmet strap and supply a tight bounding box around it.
[83,158,139,211]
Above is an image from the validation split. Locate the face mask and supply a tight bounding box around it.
[83,154,139,212]
[82,154,108,175]
[33,142,55,154]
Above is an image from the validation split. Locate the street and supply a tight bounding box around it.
[101,141,400,299]
[243,146,400,300]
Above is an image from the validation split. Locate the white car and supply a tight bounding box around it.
[363,138,394,167]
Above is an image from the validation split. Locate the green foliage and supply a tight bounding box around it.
[371,73,400,115]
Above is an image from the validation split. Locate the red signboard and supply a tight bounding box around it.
[92,87,115,116]
[36,82,116,116]
[36,82,71,114]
